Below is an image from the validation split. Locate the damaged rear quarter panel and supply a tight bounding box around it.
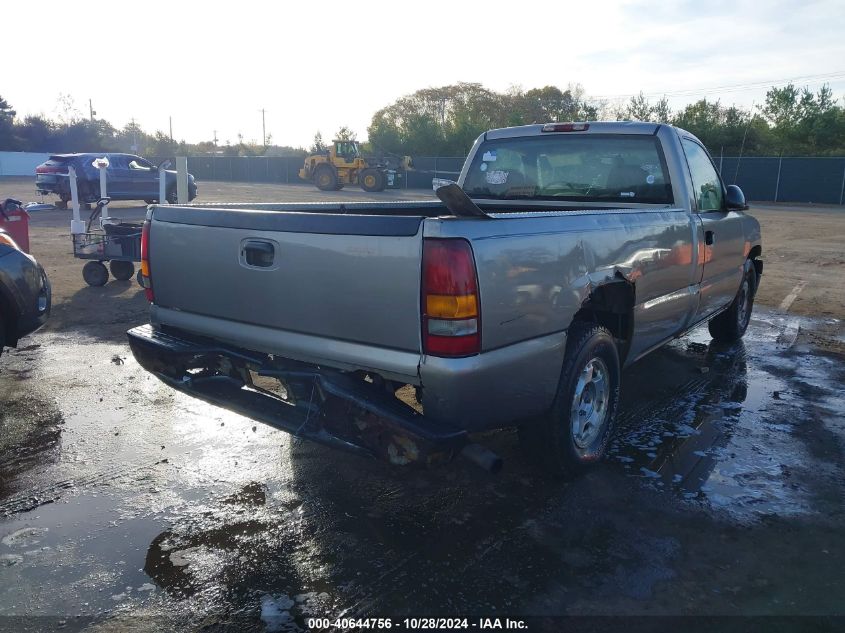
[419,208,700,428]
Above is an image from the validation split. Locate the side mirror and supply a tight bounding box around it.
[725,185,748,210]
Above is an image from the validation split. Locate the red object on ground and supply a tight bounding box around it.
[0,200,31,253]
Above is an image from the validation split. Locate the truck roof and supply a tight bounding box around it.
[485,121,663,140]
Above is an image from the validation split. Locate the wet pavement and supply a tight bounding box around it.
[1,307,844,630]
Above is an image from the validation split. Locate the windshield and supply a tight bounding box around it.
[462,134,673,204]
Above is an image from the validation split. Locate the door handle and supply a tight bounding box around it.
[705,230,715,246]
[242,240,275,268]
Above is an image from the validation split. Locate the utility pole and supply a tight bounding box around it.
[88,99,96,121]
[169,116,173,143]
[261,108,267,147]
[213,130,218,147]
[131,117,137,152]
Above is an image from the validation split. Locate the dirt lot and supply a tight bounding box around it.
[1,176,844,630]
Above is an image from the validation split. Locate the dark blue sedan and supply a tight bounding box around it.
[36,153,197,207]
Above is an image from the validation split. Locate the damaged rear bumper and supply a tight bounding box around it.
[126,324,468,466]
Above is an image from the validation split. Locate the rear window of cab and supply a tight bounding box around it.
[463,134,673,204]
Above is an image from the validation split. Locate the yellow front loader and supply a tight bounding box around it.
[299,140,411,192]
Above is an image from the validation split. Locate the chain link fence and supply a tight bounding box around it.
[152,154,845,205]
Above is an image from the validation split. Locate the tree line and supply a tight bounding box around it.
[367,82,845,157]
[2,83,844,160]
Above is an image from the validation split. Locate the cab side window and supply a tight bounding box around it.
[682,138,724,211]
[107,156,126,169]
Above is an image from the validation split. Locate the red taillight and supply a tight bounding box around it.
[36,165,65,174]
[422,238,480,357]
[140,220,154,302]
[541,122,590,132]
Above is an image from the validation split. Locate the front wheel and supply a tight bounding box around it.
[359,168,384,192]
[519,322,620,477]
[708,259,756,343]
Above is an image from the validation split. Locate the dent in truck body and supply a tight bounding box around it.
[426,207,709,365]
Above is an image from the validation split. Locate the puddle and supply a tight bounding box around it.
[609,311,844,522]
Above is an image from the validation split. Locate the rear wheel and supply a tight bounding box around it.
[82,261,109,287]
[708,259,756,343]
[136,269,144,287]
[56,194,70,210]
[166,186,178,204]
[519,322,620,478]
[313,165,337,191]
[359,168,385,192]
[109,260,134,281]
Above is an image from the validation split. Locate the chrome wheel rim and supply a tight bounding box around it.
[737,278,751,328]
[570,357,610,449]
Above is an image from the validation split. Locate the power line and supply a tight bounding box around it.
[591,70,845,101]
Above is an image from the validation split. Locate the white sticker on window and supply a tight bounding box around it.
[646,174,655,184]
[620,191,636,197]
[482,151,497,162]
[485,170,509,185]
[480,163,488,172]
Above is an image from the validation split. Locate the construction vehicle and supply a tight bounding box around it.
[299,140,413,192]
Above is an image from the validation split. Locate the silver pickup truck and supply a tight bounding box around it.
[127,122,762,476]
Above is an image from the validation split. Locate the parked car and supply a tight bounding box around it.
[0,228,51,358]
[35,153,198,207]
[127,121,762,476]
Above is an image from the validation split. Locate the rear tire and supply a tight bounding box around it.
[519,322,620,478]
[136,269,144,287]
[708,259,756,343]
[313,165,337,191]
[109,260,134,281]
[82,261,109,287]
[166,187,178,204]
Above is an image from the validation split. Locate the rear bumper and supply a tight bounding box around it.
[127,324,467,466]
[35,176,63,195]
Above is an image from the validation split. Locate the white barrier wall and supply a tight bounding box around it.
[0,151,51,176]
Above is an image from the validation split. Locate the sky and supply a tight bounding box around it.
[4,0,845,149]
